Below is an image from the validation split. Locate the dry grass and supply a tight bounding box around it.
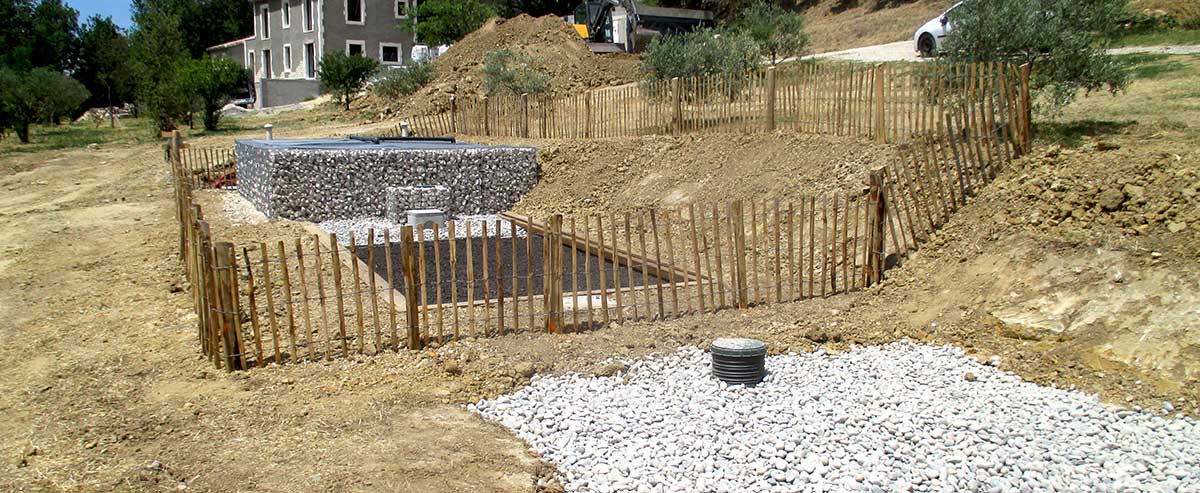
[1129,0,1200,24]
[799,0,957,53]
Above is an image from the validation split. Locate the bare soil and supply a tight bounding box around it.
[799,0,956,53]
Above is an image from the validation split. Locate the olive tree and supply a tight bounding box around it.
[942,0,1130,111]
[726,1,809,65]
[0,67,90,143]
[180,56,247,130]
[318,52,379,110]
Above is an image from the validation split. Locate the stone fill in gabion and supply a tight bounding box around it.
[235,139,537,221]
[471,343,1200,493]
[386,185,452,223]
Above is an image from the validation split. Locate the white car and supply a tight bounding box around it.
[914,2,963,57]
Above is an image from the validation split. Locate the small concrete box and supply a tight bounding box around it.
[386,185,452,223]
[407,209,448,228]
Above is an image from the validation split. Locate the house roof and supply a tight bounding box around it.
[206,36,255,52]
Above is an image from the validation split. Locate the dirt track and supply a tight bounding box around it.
[809,42,1200,63]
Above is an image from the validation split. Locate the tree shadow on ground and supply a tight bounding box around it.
[1036,119,1135,148]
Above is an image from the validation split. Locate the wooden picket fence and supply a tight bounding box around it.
[175,145,237,188]
[167,61,1031,370]
[400,61,1032,148]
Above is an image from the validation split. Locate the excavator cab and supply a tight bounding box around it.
[570,0,714,53]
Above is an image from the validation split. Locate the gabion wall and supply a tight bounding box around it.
[235,140,538,222]
[385,185,451,223]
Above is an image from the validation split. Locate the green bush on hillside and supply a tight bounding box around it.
[482,49,550,96]
[372,61,436,99]
[640,28,763,84]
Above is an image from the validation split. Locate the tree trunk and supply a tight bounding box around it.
[107,85,115,128]
[16,122,31,144]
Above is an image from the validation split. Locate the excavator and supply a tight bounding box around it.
[568,0,714,53]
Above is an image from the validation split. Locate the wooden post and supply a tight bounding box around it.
[543,215,564,333]
[765,66,777,132]
[867,168,887,285]
[733,201,748,308]
[240,247,264,367]
[401,227,421,350]
[584,91,593,138]
[214,242,245,371]
[521,93,530,138]
[449,96,458,134]
[482,96,491,137]
[672,77,683,135]
[1018,63,1033,153]
[873,64,886,144]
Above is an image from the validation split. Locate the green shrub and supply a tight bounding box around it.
[482,49,550,96]
[318,52,380,110]
[640,28,763,84]
[371,61,435,99]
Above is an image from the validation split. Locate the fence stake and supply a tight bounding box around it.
[294,239,316,360]
[240,247,264,367]
[384,230,400,349]
[765,66,777,132]
[367,230,382,352]
[672,77,683,135]
[1019,63,1033,153]
[400,227,422,350]
[328,234,350,357]
[688,205,705,314]
[349,233,366,354]
[596,216,611,325]
[214,242,245,371]
[521,93,530,138]
[874,64,886,144]
[271,241,295,362]
[867,168,887,285]
[543,215,564,333]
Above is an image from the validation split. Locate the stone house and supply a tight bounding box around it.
[207,0,420,108]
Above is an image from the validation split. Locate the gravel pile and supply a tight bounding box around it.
[471,343,1200,493]
[319,214,528,246]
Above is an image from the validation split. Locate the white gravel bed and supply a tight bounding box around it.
[471,343,1200,493]
[318,214,527,246]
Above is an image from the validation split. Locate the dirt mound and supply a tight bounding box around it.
[486,132,900,218]
[378,15,641,117]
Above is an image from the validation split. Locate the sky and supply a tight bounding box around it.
[65,0,135,29]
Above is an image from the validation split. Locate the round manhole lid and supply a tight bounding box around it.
[711,338,767,357]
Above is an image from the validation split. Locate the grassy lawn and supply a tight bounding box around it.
[0,118,159,155]
[1039,54,1200,146]
[1113,29,1200,47]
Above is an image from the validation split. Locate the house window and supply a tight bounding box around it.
[304,42,316,78]
[282,1,291,28]
[347,40,365,57]
[395,0,411,19]
[380,43,402,64]
[260,5,270,39]
[346,0,364,24]
[248,51,256,78]
[303,0,315,31]
[262,49,273,79]
[283,45,293,74]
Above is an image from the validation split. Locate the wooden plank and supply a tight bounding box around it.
[433,223,445,342]
[480,221,490,336]
[366,230,382,352]
[348,233,366,354]
[384,230,400,350]
[650,210,667,319]
[311,236,331,359]
[749,201,760,305]
[688,205,705,314]
[786,202,795,301]
[663,209,680,316]
[401,227,421,349]
[625,212,639,320]
[583,216,595,330]
[700,204,716,309]
[510,221,520,333]
[273,241,297,361]
[258,243,283,364]
[328,234,350,357]
[611,214,625,322]
[494,221,505,336]
[570,217,580,330]
[465,219,475,337]
[241,247,264,367]
[525,215,535,329]
[596,216,610,325]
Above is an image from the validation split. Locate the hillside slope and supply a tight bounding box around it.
[799,0,957,53]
